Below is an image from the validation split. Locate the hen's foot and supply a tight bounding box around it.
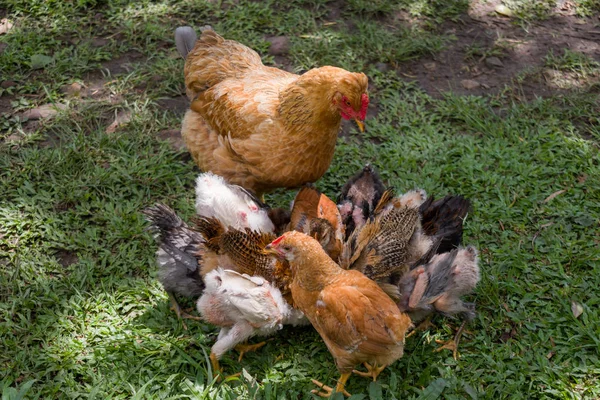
[435,321,468,360]
[352,363,386,381]
[406,317,434,338]
[235,341,266,362]
[311,374,351,398]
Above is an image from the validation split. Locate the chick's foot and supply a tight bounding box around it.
[311,374,351,398]
[235,341,267,362]
[435,321,468,360]
[352,363,386,381]
[168,292,202,330]
[406,317,434,338]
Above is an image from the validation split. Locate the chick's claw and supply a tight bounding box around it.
[311,376,351,398]
[435,321,468,360]
[351,363,386,381]
[235,341,267,362]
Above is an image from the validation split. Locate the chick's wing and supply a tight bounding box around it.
[312,274,407,354]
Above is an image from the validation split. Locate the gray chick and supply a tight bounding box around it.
[143,204,206,328]
[398,246,480,322]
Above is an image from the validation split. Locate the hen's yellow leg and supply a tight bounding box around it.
[311,373,351,397]
[235,341,267,362]
[435,320,467,360]
[352,363,386,381]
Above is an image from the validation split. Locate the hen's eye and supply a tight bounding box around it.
[282,245,292,251]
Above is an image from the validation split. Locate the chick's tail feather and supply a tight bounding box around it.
[143,204,205,298]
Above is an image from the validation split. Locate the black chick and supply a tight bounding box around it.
[143,204,205,328]
[417,195,471,263]
[337,164,387,237]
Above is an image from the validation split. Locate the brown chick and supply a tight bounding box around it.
[340,188,429,298]
[264,231,412,397]
[193,217,307,373]
[290,185,344,261]
[175,26,369,196]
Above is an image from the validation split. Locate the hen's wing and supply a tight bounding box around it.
[185,29,297,144]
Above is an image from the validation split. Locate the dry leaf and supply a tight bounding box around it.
[105,111,132,134]
[571,301,583,318]
[543,189,566,203]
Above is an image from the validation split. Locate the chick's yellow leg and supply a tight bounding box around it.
[235,341,267,362]
[311,373,351,398]
[406,316,434,338]
[435,320,468,360]
[210,352,222,376]
[352,363,386,381]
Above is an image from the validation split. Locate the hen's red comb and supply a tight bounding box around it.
[271,235,285,246]
[359,93,369,120]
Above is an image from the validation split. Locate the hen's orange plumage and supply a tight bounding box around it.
[177,26,369,196]
[265,231,412,396]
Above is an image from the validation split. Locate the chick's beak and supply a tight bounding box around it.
[354,118,365,132]
[262,244,280,257]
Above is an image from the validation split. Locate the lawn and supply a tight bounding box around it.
[1,0,600,399]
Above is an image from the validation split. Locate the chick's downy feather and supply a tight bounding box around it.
[179,26,369,195]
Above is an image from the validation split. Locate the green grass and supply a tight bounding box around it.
[2,0,600,399]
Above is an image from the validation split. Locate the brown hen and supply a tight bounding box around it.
[176,26,369,196]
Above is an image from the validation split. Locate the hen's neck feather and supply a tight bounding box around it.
[278,67,349,134]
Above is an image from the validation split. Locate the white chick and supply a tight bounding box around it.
[195,172,275,233]
[197,268,305,375]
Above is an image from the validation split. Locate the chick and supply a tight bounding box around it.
[341,188,429,296]
[415,195,471,264]
[337,164,387,237]
[290,185,344,261]
[197,268,304,375]
[143,204,205,329]
[193,216,307,373]
[264,231,412,397]
[195,172,275,233]
[398,246,480,359]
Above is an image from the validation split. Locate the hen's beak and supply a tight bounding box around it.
[354,118,365,132]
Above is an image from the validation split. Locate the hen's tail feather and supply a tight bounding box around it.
[175,26,198,59]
